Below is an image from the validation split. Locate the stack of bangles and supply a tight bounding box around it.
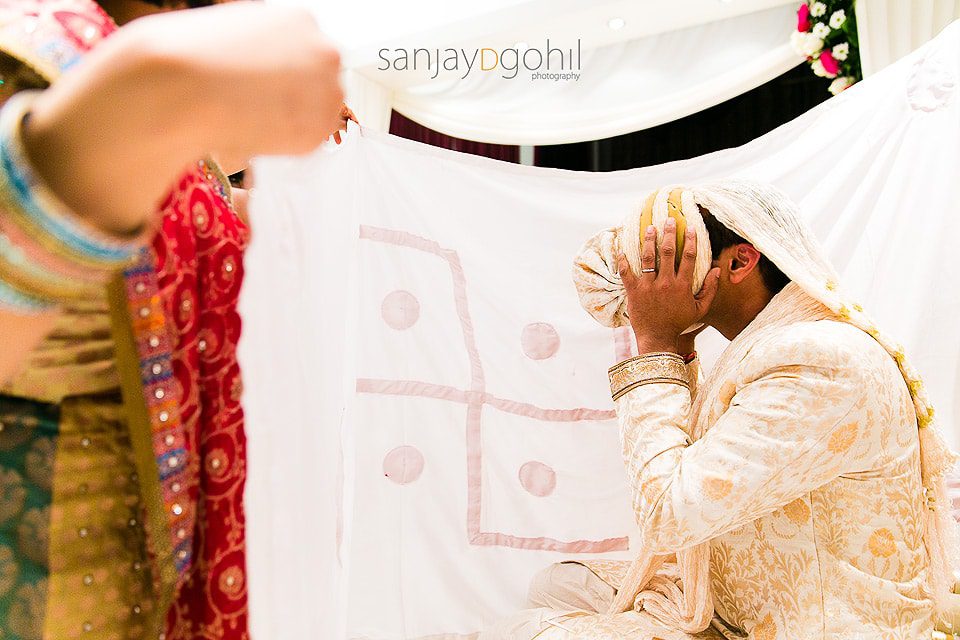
[608,352,692,401]
[0,90,146,313]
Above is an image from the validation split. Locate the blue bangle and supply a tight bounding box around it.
[0,91,144,266]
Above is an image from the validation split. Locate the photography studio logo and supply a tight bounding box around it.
[377,39,582,81]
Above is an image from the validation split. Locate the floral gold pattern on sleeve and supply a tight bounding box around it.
[611,285,934,638]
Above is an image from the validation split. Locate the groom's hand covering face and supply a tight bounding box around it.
[617,220,720,353]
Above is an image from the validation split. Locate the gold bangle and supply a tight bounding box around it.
[609,353,690,401]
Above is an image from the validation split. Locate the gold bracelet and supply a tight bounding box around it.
[608,352,690,401]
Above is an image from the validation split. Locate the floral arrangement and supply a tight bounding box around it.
[790,1,861,95]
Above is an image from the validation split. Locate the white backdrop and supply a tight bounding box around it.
[271,0,960,145]
[857,0,960,75]
[239,22,960,640]
[303,0,806,144]
[386,5,802,145]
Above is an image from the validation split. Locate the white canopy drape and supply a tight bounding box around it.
[277,1,960,144]
[857,0,960,75]
[284,0,805,144]
[385,5,802,145]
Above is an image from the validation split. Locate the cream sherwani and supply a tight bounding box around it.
[485,284,935,640]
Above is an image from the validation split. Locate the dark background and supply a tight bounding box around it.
[388,63,833,171]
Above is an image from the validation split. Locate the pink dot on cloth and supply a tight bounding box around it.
[521,323,560,360]
[519,461,556,497]
[381,290,420,330]
[383,446,425,485]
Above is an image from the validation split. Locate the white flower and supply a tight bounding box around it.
[810,1,827,17]
[790,30,805,55]
[810,58,836,78]
[812,22,831,39]
[829,75,855,95]
[832,42,850,61]
[791,31,824,57]
[829,9,846,29]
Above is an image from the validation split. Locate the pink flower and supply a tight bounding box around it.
[797,3,811,31]
[819,50,840,75]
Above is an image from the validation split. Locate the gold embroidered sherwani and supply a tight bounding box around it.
[487,284,935,640]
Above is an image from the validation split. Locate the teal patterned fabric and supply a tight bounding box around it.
[0,395,58,640]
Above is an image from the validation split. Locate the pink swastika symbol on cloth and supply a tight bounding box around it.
[357,225,629,553]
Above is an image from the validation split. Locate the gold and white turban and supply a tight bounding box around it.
[572,186,712,328]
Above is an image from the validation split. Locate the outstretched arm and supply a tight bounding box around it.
[0,2,344,382]
[20,2,344,235]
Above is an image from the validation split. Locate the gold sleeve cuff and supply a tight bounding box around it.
[609,352,690,401]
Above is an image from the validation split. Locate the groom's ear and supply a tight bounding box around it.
[727,244,762,285]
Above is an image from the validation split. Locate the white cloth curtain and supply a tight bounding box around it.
[240,22,960,640]
[856,0,960,75]
[240,153,360,640]
[339,4,803,141]
[386,5,802,144]
[343,70,394,133]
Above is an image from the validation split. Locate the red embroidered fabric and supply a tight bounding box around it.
[153,168,250,639]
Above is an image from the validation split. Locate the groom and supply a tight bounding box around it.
[484,182,953,639]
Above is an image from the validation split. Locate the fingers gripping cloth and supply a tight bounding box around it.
[572,186,712,329]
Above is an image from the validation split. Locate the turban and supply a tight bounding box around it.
[572,186,712,328]
[574,179,960,632]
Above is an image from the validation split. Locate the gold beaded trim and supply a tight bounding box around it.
[609,352,690,401]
